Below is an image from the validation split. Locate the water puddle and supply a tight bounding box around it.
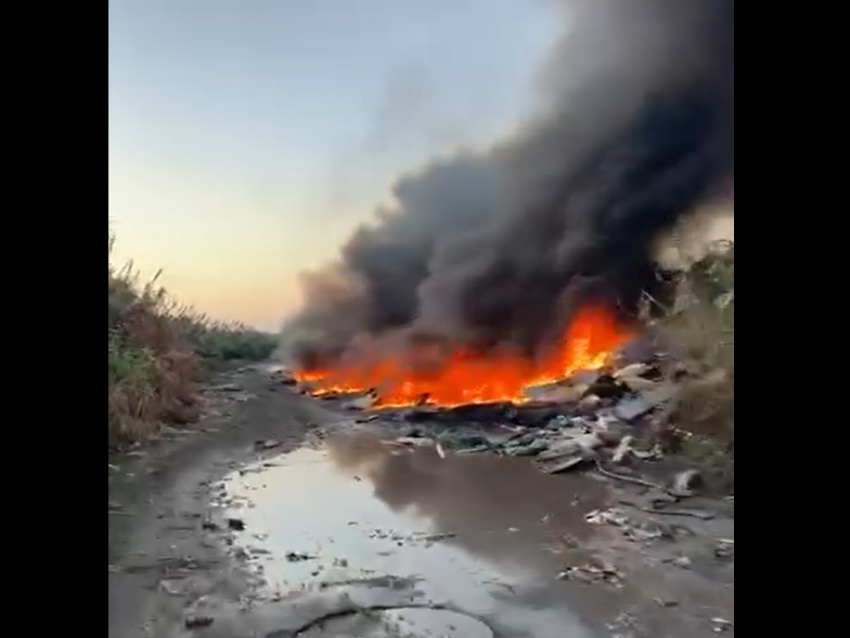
[217,431,619,638]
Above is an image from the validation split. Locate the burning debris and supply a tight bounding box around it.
[289,343,733,538]
[296,304,632,408]
[299,352,680,472]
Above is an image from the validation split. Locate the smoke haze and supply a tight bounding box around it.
[282,0,734,368]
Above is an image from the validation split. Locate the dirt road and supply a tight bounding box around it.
[108,364,734,638]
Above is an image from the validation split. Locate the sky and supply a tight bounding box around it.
[108,0,559,331]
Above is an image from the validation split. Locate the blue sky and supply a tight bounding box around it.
[108,0,558,329]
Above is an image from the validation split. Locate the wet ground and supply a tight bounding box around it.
[214,433,614,637]
[108,365,734,638]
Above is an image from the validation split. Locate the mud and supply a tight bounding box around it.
[108,365,733,638]
[214,434,612,637]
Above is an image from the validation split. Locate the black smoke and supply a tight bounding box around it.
[282,0,734,368]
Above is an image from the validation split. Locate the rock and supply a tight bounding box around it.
[184,616,214,629]
[285,551,314,562]
[254,439,282,451]
[671,555,692,569]
[226,518,245,531]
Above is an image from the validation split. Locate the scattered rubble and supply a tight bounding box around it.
[613,383,679,421]
[294,346,733,530]
[557,558,624,587]
[586,508,630,527]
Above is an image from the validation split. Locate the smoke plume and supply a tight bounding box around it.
[282,0,734,368]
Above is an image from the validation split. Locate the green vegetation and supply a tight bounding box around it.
[108,233,277,447]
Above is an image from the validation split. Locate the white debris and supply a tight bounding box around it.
[611,435,635,464]
[711,617,733,633]
[585,508,629,526]
[670,469,701,496]
[342,392,378,411]
[613,363,650,379]
[537,433,603,461]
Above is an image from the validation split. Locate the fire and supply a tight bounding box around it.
[294,304,632,408]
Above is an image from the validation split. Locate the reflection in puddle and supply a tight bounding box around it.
[219,432,613,638]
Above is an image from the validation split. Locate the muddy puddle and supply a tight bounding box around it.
[216,432,627,638]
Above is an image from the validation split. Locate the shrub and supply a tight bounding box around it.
[108,232,276,447]
[648,240,734,446]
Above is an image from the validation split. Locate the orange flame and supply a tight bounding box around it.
[294,304,632,408]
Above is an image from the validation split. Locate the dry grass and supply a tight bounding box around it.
[108,232,276,448]
[646,241,734,460]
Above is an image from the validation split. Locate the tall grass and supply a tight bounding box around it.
[647,240,735,448]
[108,233,276,447]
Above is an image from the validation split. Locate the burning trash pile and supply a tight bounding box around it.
[277,0,733,478]
[283,238,734,486]
[287,330,684,476]
[291,303,632,409]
